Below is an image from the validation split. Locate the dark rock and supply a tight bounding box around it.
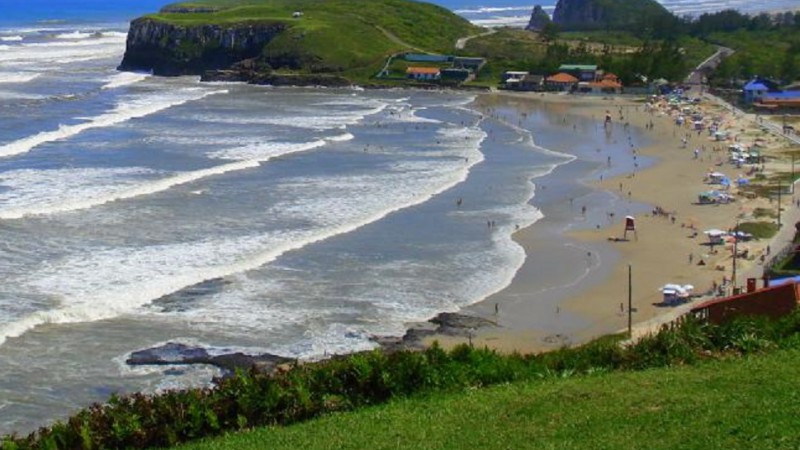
[525,5,551,32]
[552,0,672,32]
[118,18,287,76]
[126,342,294,375]
[373,312,497,352]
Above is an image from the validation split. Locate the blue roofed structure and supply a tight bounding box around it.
[743,77,779,103]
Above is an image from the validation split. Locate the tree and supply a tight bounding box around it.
[540,22,560,44]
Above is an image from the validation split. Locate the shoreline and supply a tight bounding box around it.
[413,89,800,353]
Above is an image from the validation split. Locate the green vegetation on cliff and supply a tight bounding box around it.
[180,347,800,450]
[128,0,480,80]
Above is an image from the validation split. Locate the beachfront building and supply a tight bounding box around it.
[441,68,471,83]
[579,74,622,94]
[558,64,598,82]
[756,91,800,110]
[404,53,452,63]
[691,281,800,325]
[545,72,578,92]
[742,77,779,103]
[406,67,441,81]
[453,57,486,72]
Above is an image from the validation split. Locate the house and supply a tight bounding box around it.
[580,78,622,94]
[520,74,544,91]
[440,68,471,83]
[502,71,529,83]
[545,72,578,91]
[406,67,441,81]
[756,91,800,109]
[453,57,486,72]
[743,77,779,103]
[690,281,800,325]
[558,64,598,82]
[404,53,452,63]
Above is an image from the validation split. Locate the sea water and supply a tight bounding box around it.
[0,0,785,435]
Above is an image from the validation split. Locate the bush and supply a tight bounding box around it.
[5,313,800,449]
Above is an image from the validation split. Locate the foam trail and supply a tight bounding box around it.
[102,72,150,90]
[0,137,341,219]
[0,36,23,42]
[55,31,95,40]
[0,72,39,84]
[0,126,489,347]
[0,89,226,159]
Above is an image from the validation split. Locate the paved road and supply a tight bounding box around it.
[685,46,734,86]
[455,29,496,50]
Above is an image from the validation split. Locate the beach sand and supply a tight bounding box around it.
[424,90,800,353]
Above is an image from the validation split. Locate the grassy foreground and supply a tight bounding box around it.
[181,348,800,450]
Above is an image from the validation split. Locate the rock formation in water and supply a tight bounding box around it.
[525,5,551,32]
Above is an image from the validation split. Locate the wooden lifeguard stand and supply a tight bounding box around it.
[624,215,637,241]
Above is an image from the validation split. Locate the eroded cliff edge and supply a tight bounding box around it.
[117,17,286,76]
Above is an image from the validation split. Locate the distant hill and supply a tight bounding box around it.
[552,0,675,33]
[118,0,480,83]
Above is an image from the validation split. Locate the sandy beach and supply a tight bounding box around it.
[425,89,800,353]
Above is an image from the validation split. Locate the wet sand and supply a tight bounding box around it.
[425,90,800,353]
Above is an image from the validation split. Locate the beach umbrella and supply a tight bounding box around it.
[704,229,726,237]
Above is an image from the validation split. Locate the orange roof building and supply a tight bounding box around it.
[406,66,441,80]
[546,72,579,84]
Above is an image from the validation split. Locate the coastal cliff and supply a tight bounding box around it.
[118,18,286,76]
[552,0,673,32]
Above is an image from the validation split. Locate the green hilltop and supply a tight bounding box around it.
[121,0,481,82]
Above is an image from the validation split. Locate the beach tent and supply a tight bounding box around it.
[707,172,726,184]
[659,283,694,305]
[704,229,726,245]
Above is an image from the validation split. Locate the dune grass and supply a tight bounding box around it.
[179,347,800,450]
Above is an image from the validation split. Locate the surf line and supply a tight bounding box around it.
[0,89,227,159]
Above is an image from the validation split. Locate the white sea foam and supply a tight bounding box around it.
[0,123,488,348]
[0,36,23,42]
[55,31,96,40]
[0,34,126,66]
[207,139,327,161]
[101,71,150,90]
[189,102,387,131]
[0,88,226,159]
[0,72,39,84]
[455,6,548,14]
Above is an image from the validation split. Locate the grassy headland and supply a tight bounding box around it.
[133,0,480,81]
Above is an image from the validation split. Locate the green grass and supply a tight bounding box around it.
[134,0,481,82]
[737,221,780,239]
[179,348,800,450]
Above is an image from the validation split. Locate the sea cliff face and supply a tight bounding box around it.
[117,18,286,76]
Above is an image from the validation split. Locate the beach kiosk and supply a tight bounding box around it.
[704,229,726,246]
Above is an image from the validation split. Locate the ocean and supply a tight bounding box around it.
[0,0,788,436]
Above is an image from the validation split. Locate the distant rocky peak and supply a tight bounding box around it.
[525,5,551,31]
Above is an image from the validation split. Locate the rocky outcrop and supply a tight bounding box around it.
[552,0,672,31]
[127,342,294,375]
[525,5,551,32]
[118,17,287,76]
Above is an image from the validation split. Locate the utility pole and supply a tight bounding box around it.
[778,180,782,227]
[732,222,738,292]
[627,264,633,338]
